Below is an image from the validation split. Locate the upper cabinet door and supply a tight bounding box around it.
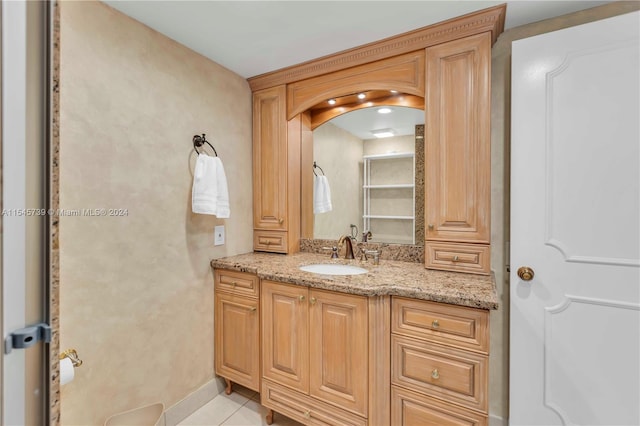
[425,32,491,244]
[253,86,288,230]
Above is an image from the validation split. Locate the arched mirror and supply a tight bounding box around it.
[308,91,425,245]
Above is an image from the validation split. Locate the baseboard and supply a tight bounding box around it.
[163,377,226,426]
[489,413,507,426]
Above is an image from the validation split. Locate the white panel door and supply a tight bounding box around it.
[511,11,640,426]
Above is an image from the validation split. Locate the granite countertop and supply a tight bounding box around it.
[210,252,499,310]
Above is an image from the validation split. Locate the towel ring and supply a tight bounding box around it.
[193,134,217,157]
[313,161,325,177]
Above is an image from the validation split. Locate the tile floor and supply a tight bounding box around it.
[178,385,302,426]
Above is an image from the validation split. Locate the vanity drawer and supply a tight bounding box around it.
[392,297,488,354]
[214,270,259,298]
[391,335,487,412]
[254,230,288,253]
[392,386,487,426]
[425,242,490,275]
[261,379,367,426]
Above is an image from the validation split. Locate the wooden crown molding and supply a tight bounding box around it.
[247,4,506,92]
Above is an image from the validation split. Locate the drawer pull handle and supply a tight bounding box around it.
[298,295,305,302]
[231,281,237,287]
[310,297,317,305]
[279,218,284,224]
[265,240,271,245]
[431,369,440,380]
[432,319,439,328]
[303,410,311,419]
[249,307,257,312]
[452,255,459,262]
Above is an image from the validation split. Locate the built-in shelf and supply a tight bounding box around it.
[363,152,415,244]
[363,184,414,189]
[364,215,414,220]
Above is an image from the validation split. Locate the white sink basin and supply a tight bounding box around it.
[299,264,368,276]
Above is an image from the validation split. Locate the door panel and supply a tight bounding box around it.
[261,281,309,392]
[425,32,490,244]
[309,289,368,416]
[510,11,640,425]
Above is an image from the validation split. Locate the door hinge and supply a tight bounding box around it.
[4,323,51,354]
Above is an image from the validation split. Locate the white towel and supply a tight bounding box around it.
[192,154,230,218]
[313,175,332,214]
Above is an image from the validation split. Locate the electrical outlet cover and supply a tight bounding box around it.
[214,225,225,246]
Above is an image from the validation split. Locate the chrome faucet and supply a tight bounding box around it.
[337,235,355,259]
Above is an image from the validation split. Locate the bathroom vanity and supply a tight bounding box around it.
[211,253,498,426]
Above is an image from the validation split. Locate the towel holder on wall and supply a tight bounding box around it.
[193,134,218,157]
[313,161,325,176]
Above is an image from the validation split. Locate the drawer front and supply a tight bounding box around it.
[261,380,367,426]
[214,269,259,298]
[392,386,487,426]
[254,230,288,253]
[392,335,487,412]
[425,242,490,275]
[392,297,488,354]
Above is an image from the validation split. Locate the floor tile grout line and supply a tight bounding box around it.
[217,392,255,426]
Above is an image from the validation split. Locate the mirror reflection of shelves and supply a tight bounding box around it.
[363,152,415,244]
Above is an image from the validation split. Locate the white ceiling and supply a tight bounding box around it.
[325,106,424,139]
[104,0,612,79]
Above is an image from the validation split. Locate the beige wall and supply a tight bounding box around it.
[489,1,640,421]
[59,2,252,424]
[312,122,363,239]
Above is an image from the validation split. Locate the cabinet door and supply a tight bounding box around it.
[425,32,491,244]
[253,85,287,231]
[309,289,368,417]
[215,292,260,391]
[261,280,309,392]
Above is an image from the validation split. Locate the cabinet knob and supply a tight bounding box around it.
[431,369,440,380]
[452,255,459,262]
[265,240,271,245]
[303,410,311,419]
[298,295,305,302]
[249,307,257,312]
[279,218,284,224]
[517,266,535,281]
[428,224,434,230]
[310,297,317,305]
[432,319,439,328]
[231,281,237,287]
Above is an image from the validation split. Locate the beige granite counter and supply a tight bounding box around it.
[211,252,499,310]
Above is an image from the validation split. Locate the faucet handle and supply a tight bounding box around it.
[322,246,339,259]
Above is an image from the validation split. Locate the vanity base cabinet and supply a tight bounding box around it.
[214,270,260,392]
[391,297,490,425]
[261,280,369,424]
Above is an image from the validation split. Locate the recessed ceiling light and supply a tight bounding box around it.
[390,90,398,94]
[328,99,336,105]
[357,93,366,99]
[371,128,395,138]
[377,108,392,114]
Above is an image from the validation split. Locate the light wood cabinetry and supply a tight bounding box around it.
[424,32,491,274]
[391,297,490,425]
[261,280,369,422]
[214,270,260,392]
[252,86,300,253]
